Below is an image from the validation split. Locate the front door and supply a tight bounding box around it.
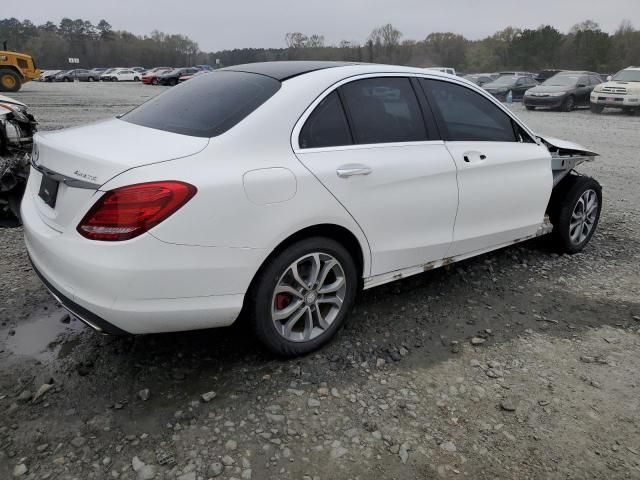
[420,78,553,257]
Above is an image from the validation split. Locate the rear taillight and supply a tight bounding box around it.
[77,181,196,241]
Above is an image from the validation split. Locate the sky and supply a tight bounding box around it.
[5,0,640,52]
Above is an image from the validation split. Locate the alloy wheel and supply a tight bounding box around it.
[569,189,598,245]
[271,253,346,342]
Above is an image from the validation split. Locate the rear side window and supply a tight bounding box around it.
[123,71,281,137]
[421,79,517,142]
[299,91,352,149]
[341,77,428,144]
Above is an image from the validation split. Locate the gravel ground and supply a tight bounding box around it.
[1,81,639,480]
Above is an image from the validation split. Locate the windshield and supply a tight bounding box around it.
[123,70,281,138]
[543,74,579,86]
[490,76,516,86]
[612,70,640,82]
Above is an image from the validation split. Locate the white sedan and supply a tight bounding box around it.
[104,69,141,82]
[22,62,602,356]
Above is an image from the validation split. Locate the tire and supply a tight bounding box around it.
[549,176,602,254]
[64,77,71,82]
[0,69,21,92]
[151,79,158,85]
[561,95,575,112]
[623,107,637,116]
[525,106,535,111]
[590,104,604,114]
[134,76,140,82]
[88,77,95,82]
[248,237,358,357]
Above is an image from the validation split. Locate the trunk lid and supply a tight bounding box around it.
[30,118,208,232]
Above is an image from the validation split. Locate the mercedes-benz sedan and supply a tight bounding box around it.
[22,62,602,356]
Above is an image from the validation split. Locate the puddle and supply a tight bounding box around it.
[5,304,86,362]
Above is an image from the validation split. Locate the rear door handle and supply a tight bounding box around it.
[336,164,373,178]
[463,151,487,163]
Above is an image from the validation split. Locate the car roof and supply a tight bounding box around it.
[221,61,355,81]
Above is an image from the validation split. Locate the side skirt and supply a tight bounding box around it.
[363,217,553,290]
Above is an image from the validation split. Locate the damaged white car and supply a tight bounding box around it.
[1,95,36,226]
[22,62,602,356]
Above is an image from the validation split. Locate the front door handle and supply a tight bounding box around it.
[463,151,487,163]
[336,164,373,178]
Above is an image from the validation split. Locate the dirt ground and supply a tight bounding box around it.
[1,81,639,480]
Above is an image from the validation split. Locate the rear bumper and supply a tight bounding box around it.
[29,258,128,335]
[22,189,266,334]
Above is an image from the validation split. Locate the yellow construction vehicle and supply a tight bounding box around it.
[0,42,41,92]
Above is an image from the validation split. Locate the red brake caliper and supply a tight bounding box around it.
[275,293,292,310]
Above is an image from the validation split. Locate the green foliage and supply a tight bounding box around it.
[1,16,638,73]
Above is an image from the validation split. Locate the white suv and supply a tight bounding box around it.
[590,67,640,114]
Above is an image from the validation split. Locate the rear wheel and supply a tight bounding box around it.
[561,95,575,112]
[0,69,21,92]
[88,76,95,82]
[590,104,604,114]
[549,176,602,254]
[249,237,358,357]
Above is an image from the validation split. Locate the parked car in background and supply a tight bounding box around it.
[179,70,209,83]
[463,74,495,86]
[534,69,562,83]
[108,68,142,82]
[23,62,602,356]
[482,75,538,101]
[157,67,200,86]
[89,68,107,77]
[426,67,456,76]
[99,68,118,81]
[497,71,534,78]
[39,70,61,82]
[590,67,640,114]
[142,67,173,85]
[54,69,94,82]
[196,64,214,71]
[524,71,601,111]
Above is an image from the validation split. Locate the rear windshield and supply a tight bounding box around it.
[122,71,281,137]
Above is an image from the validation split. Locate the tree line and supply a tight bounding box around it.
[1,17,639,73]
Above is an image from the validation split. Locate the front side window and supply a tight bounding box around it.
[299,91,352,149]
[123,71,281,137]
[340,77,428,145]
[421,79,517,142]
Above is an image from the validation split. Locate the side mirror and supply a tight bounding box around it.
[607,75,612,81]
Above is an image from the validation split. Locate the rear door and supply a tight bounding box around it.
[293,75,459,275]
[420,78,552,257]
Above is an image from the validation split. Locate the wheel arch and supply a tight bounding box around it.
[244,223,368,304]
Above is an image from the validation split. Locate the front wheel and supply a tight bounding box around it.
[549,176,602,254]
[0,69,21,92]
[561,95,575,112]
[249,237,358,357]
[134,76,140,82]
[590,104,604,114]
